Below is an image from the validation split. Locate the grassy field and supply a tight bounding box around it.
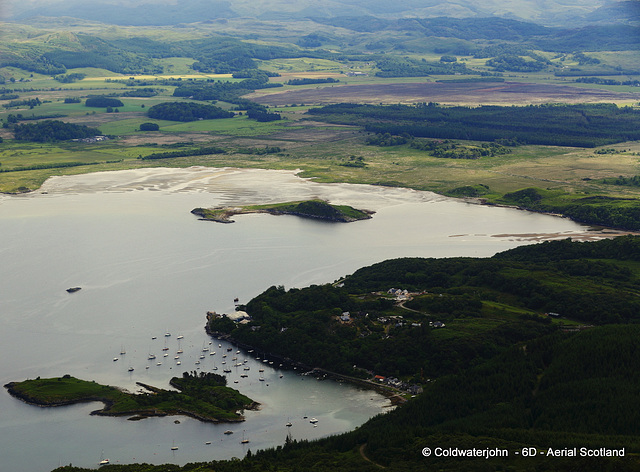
[1,66,640,210]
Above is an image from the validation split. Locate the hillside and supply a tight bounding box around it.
[208,236,640,380]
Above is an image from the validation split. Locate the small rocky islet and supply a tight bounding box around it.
[191,199,374,224]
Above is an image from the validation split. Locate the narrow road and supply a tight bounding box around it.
[359,444,385,469]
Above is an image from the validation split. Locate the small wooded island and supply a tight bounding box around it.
[191,199,374,224]
[4,372,257,423]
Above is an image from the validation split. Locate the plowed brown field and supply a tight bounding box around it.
[248,81,640,106]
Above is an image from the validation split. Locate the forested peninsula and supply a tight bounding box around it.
[5,372,257,423]
[191,200,374,223]
[51,237,640,472]
[208,236,640,381]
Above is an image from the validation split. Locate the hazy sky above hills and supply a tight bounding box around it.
[2,0,636,27]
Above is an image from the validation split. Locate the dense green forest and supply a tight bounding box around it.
[308,103,640,148]
[140,145,226,160]
[498,188,640,231]
[287,78,340,86]
[208,236,640,382]
[85,97,124,108]
[12,120,100,142]
[51,238,640,472]
[146,102,234,122]
[374,56,471,77]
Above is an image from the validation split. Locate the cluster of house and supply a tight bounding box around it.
[339,311,445,330]
[387,288,412,300]
[72,135,108,143]
[207,310,252,324]
[373,375,423,395]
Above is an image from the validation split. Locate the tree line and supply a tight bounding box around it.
[146,102,234,122]
[308,102,640,148]
[12,120,101,142]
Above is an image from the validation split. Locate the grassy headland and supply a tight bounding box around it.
[5,372,256,422]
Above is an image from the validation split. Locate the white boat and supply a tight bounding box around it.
[165,331,171,337]
[120,346,126,355]
[259,368,264,372]
[210,351,216,356]
[113,357,118,362]
[177,335,184,340]
[199,354,205,359]
[99,451,109,466]
[128,367,134,372]
[176,361,181,365]
[309,418,318,424]
[241,431,249,444]
[156,362,162,366]
[148,353,156,360]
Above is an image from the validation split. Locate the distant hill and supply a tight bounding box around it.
[7,0,237,26]
[586,0,640,25]
[5,0,628,27]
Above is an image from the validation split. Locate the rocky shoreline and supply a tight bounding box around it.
[204,321,404,404]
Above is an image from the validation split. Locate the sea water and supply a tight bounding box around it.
[0,167,593,471]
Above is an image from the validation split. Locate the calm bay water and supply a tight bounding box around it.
[0,167,592,471]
